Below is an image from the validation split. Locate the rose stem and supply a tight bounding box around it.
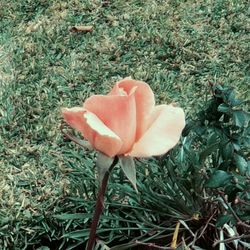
[86,156,119,250]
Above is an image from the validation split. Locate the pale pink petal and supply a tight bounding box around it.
[110,78,155,141]
[62,107,122,157]
[84,91,136,154]
[62,107,94,146]
[62,107,86,134]
[128,104,185,157]
[108,84,127,96]
[83,111,122,157]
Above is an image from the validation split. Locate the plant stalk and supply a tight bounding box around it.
[86,156,118,250]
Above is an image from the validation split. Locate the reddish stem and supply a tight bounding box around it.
[86,156,118,250]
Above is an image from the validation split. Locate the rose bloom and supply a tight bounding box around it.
[62,78,185,158]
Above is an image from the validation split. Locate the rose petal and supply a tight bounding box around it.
[83,111,122,157]
[110,78,155,141]
[84,91,136,154]
[62,107,94,146]
[62,107,122,157]
[62,107,86,134]
[128,104,185,157]
[108,84,127,96]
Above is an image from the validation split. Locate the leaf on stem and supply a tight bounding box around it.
[233,110,249,127]
[119,156,138,193]
[234,154,247,174]
[205,170,232,188]
[96,152,114,183]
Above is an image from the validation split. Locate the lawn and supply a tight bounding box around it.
[0,0,249,249]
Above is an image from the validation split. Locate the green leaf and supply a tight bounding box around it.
[221,142,234,160]
[216,214,233,228]
[243,136,250,149]
[53,213,88,220]
[200,141,220,160]
[207,131,219,145]
[233,110,249,127]
[119,156,138,193]
[96,152,114,183]
[230,98,242,107]
[228,91,243,106]
[205,170,232,188]
[234,154,247,174]
[218,103,230,113]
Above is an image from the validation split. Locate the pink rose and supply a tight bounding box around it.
[62,78,185,157]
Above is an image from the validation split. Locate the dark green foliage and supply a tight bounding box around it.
[181,83,250,246]
[186,83,249,200]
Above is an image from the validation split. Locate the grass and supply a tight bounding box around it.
[0,0,249,249]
